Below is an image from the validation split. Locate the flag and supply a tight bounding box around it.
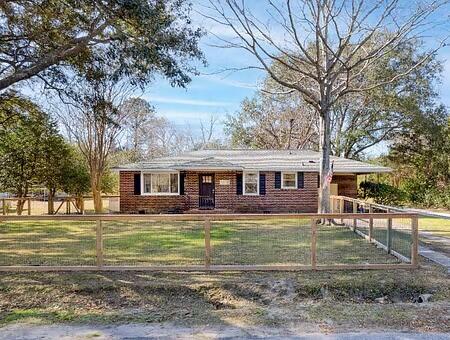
[325,161,334,187]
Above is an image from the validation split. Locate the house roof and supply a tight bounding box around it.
[114,149,391,174]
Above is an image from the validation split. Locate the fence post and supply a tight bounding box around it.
[204,219,211,269]
[368,204,373,242]
[339,198,344,223]
[411,216,419,268]
[96,218,104,267]
[27,198,31,216]
[311,219,317,270]
[386,209,392,254]
[352,201,357,231]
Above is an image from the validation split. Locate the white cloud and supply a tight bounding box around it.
[144,94,232,107]
[201,74,260,89]
[157,109,224,121]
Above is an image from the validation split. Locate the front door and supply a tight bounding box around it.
[199,174,215,209]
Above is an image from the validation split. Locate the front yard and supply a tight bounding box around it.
[0,218,406,267]
[0,218,448,333]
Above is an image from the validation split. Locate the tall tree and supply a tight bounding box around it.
[0,0,203,91]
[60,65,131,213]
[388,105,450,202]
[207,0,448,212]
[226,39,442,159]
[120,97,157,161]
[0,94,66,214]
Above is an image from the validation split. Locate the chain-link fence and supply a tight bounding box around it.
[0,213,418,271]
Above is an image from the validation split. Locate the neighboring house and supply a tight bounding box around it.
[114,149,390,214]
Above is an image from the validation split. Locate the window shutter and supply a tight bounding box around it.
[180,172,185,195]
[236,173,243,195]
[259,173,266,195]
[134,173,141,195]
[275,172,281,189]
[297,172,304,189]
[317,174,320,188]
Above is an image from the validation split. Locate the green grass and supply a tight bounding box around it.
[419,218,450,238]
[0,218,405,267]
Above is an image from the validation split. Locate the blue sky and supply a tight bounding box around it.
[142,1,450,136]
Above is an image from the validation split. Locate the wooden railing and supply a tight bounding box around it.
[0,198,31,215]
[0,213,419,272]
[330,195,419,263]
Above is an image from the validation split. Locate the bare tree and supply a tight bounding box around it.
[60,72,133,213]
[187,115,225,150]
[205,0,449,212]
[120,97,157,160]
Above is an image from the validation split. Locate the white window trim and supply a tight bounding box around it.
[243,171,259,196]
[141,171,180,196]
[281,171,297,189]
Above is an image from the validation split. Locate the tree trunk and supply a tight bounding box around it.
[318,113,331,213]
[16,199,25,215]
[47,189,56,215]
[91,175,103,214]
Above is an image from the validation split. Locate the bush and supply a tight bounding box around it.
[420,188,450,209]
[359,181,406,206]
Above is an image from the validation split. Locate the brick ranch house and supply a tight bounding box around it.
[114,149,390,214]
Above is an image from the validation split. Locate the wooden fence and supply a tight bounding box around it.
[0,213,419,272]
[0,195,120,215]
[0,198,31,215]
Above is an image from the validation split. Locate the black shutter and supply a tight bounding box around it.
[134,173,141,195]
[180,172,185,195]
[297,172,304,189]
[317,174,320,188]
[275,172,281,189]
[236,173,243,195]
[259,173,266,195]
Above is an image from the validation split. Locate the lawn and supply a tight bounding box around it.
[0,218,404,267]
[419,217,450,238]
[418,217,450,256]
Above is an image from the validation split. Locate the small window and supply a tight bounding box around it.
[202,175,212,183]
[142,172,179,195]
[243,172,259,195]
[282,172,297,189]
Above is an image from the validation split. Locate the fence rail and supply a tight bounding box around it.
[0,196,120,215]
[0,212,418,272]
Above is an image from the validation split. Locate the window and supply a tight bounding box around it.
[142,172,179,195]
[282,172,297,189]
[202,175,213,183]
[243,172,259,195]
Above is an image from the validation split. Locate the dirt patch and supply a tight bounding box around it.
[0,260,449,332]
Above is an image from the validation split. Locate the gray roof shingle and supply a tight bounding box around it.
[114,149,391,173]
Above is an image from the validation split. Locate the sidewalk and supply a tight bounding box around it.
[1,323,450,340]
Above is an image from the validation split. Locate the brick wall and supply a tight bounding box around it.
[119,170,358,213]
[119,171,188,213]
